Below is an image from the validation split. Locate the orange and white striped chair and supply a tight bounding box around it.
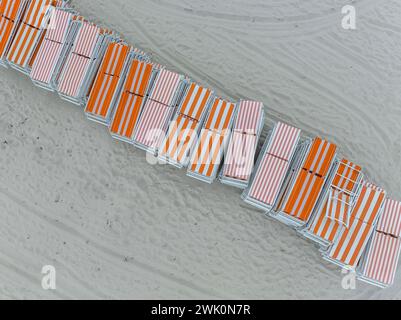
[323,181,386,269]
[30,7,76,91]
[358,198,401,287]
[220,100,264,189]
[56,19,113,105]
[158,82,214,168]
[273,137,338,228]
[187,97,236,183]
[242,122,301,212]
[133,68,187,155]
[109,59,159,143]
[301,159,363,248]
[84,43,150,125]
[6,0,62,75]
[0,0,29,67]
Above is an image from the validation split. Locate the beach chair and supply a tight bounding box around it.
[0,0,29,67]
[158,82,214,168]
[323,181,386,270]
[187,97,236,184]
[242,122,301,212]
[358,198,401,288]
[133,68,187,155]
[219,100,264,189]
[84,42,146,125]
[300,159,363,248]
[30,7,76,91]
[108,59,159,143]
[5,0,63,75]
[56,19,114,105]
[273,137,338,228]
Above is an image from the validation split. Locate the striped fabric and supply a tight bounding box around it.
[7,0,53,68]
[30,9,72,84]
[189,98,236,179]
[308,195,344,244]
[326,159,362,227]
[158,83,213,166]
[204,98,236,133]
[0,16,13,56]
[46,8,71,43]
[221,100,263,182]
[306,159,361,244]
[362,232,401,286]
[73,22,100,58]
[58,53,90,97]
[0,0,24,20]
[234,100,263,135]
[85,42,130,119]
[303,137,337,177]
[283,138,336,222]
[267,122,301,161]
[110,94,144,139]
[327,183,386,267]
[134,99,175,150]
[189,129,226,178]
[284,170,325,222]
[223,132,258,181]
[159,115,198,164]
[361,199,401,286]
[149,69,182,106]
[124,59,153,96]
[57,22,102,98]
[109,60,153,140]
[247,122,300,207]
[178,83,213,121]
[376,199,401,237]
[30,39,61,83]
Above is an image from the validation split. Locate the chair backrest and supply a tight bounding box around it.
[234,100,263,135]
[376,198,401,237]
[178,83,213,121]
[149,69,182,106]
[204,98,236,134]
[72,22,100,58]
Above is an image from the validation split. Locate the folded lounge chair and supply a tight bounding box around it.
[56,19,113,105]
[358,198,401,287]
[158,82,214,168]
[109,59,159,143]
[133,69,187,155]
[0,0,29,67]
[219,100,264,189]
[300,159,363,248]
[273,137,337,228]
[187,97,236,183]
[30,7,76,91]
[242,122,301,211]
[84,42,146,125]
[6,0,63,75]
[323,181,386,269]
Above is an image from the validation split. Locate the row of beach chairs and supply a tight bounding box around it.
[1,0,400,289]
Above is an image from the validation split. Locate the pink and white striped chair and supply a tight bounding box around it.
[56,19,113,105]
[220,100,264,189]
[358,198,401,287]
[30,7,76,91]
[133,68,187,155]
[242,122,301,212]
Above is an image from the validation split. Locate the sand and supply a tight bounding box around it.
[0,0,400,299]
